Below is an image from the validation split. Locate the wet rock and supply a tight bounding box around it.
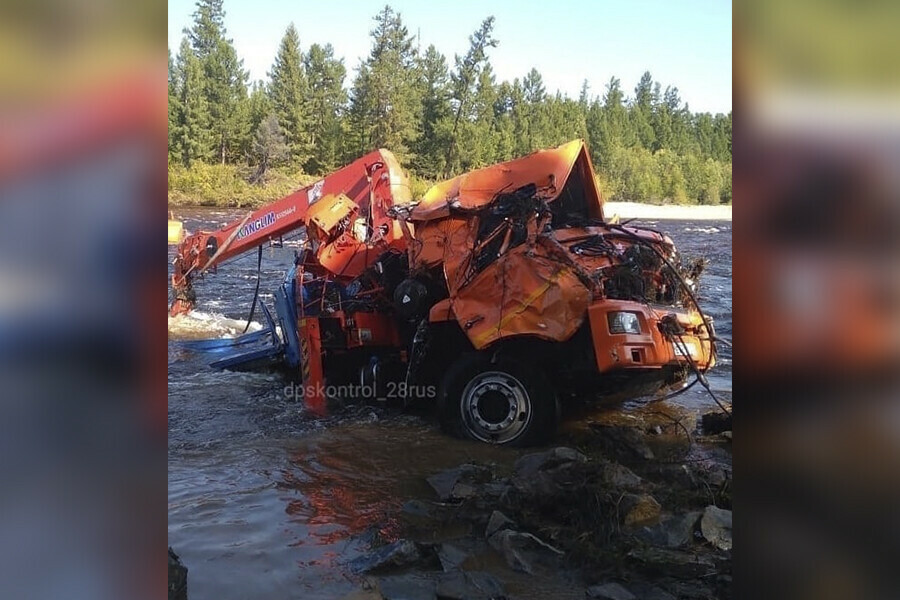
[700,505,732,551]
[626,583,677,600]
[168,547,187,600]
[435,570,505,600]
[586,582,637,600]
[349,539,423,574]
[621,493,661,527]
[427,464,492,501]
[627,547,715,579]
[701,411,732,435]
[488,529,564,575]
[485,510,516,537]
[638,512,701,548]
[437,542,469,572]
[514,447,587,477]
[511,448,590,498]
[376,574,436,600]
[479,481,512,499]
[402,499,436,519]
[589,425,655,461]
[597,460,644,489]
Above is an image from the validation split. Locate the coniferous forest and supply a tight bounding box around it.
[168,1,732,207]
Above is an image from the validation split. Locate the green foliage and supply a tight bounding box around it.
[269,24,311,166]
[168,162,317,207]
[410,44,452,178]
[172,38,212,167]
[444,16,498,175]
[303,43,348,174]
[168,2,731,208]
[348,6,421,161]
[187,0,249,164]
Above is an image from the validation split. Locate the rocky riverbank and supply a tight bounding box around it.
[168,405,732,599]
[334,410,733,600]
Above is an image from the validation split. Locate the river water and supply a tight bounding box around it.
[168,208,732,599]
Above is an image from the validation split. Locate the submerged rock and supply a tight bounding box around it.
[488,529,564,575]
[586,582,637,600]
[427,464,492,501]
[435,570,505,600]
[700,505,732,551]
[349,539,423,574]
[376,574,435,600]
[168,547,187,600]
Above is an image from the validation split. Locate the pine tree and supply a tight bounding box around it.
[267,24,310,167]
[173,38,212,167]
[412,44,452,177]
[304,43,348,174]
[187,0,249,164]
[168,48,180,163]
[631,71,656,150]
[445,16,497,175]
[348,6,421,160]
[522,68,548,150]
[465,62,498,169]
[578,79,590,109]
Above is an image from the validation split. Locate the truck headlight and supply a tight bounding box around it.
[608,311,641,334]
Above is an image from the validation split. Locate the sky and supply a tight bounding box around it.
[168,0,732,114]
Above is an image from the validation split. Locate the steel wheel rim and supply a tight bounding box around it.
[460,371,532,443]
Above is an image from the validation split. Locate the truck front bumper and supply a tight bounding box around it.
[587,300,715,374]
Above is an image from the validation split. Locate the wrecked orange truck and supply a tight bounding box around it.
[171,140,716,445]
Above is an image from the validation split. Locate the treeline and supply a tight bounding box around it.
[169,1,732,206]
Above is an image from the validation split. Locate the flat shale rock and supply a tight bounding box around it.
[488,529,563,575]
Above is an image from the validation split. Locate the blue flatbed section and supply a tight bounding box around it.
[177,267,302,372]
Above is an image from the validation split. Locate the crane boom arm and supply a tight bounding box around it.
[170,149,413,315]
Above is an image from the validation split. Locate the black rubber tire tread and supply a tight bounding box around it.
[437,352,558,447]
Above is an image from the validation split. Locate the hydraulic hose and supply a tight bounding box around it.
[242,245,263,334]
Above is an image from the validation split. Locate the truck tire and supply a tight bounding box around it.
[438,353,559,446]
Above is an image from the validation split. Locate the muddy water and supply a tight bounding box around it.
[168,208,732,599]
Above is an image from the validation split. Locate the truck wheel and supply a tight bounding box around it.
[438,353,558,446]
